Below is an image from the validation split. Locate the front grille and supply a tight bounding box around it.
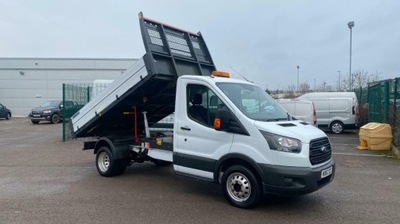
[309,137,331,165]
[32,111,42,115]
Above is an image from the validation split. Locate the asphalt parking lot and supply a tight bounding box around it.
[1,118,399,224]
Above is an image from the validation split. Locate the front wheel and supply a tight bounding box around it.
[6,113,10,120]
[221,165,261,208]
[96,146,126,177]
[50,113,60,124]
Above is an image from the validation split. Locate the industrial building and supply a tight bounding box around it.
[0,58,137,116]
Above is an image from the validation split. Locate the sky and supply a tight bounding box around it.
[1,0,399,91]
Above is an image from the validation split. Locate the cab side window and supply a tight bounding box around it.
[187,84,225,127]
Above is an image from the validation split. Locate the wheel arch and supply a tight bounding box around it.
[215,153,265,186]
[94,137,130,160]
[52,111,61,117]
[94,137,114,155]
[329,119,344,127]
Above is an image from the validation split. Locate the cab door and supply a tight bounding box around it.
[173,80,234,180]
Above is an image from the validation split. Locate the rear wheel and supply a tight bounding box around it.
[114,161,128,175]
[6,113,10,120]
[330,121,344,134]
[221,165,261,208]
[96,146,126,177]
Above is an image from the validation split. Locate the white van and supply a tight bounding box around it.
[277,99,317,126]
[297,92,358,134]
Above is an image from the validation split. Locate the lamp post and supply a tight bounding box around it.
[297,65,300,91]
[338,70,341,91]
[348,21,355,90]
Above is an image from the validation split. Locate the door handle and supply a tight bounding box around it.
[180,126,191,131]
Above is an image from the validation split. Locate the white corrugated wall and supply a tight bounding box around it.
[0,58,137,116]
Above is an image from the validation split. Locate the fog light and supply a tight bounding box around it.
[284,178,294,186]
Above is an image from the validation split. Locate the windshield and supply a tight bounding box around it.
[40,101,61,108]
[217,83,288,122]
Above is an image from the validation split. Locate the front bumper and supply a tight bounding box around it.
[260,159,335,196]
[29,114,52,121]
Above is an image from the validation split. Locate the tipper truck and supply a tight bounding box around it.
[70,12,335,208]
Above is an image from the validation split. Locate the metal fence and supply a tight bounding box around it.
[62,83,93,142]
[355,78,400,147]
[355,86,368,126]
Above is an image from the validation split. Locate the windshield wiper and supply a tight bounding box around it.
[287,113,297,121]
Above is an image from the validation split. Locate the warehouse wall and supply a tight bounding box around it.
[0,58,137,116]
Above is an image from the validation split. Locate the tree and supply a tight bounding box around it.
[284,84,296,98]
[298,81,311,94]
[339,70,380,90]
[315,82,334,92]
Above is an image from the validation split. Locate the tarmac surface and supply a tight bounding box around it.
[0,118,399,224]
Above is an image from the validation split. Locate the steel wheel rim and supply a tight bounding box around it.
[98,152,110,172]
[332,123,342,133]
[226,172,251,202]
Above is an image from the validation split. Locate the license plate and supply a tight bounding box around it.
[321,166,333,178]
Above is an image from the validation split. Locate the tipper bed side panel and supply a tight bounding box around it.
[70,13,216,138]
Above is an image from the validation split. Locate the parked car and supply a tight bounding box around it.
[297,92,359,134]
[277,99,317,126]
[0,103,12,120]
[29,100,76,124]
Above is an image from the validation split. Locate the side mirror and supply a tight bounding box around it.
[214,109,232,131]
[214,108,249,136]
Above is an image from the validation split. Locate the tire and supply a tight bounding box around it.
[96,146,126,177]
[114,162,128,175]
[153,159,172,167]
[221,165,262,208]
[6,113,10,120]
[50,113,60,124]
[330,121,344,134]
[31,120,40,124]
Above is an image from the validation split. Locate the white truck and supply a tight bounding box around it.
[70,13,335,208]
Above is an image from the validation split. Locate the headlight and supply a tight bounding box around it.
[43,110,52,114]
[260,130,301,153]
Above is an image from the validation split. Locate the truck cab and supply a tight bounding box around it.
[171,73,334,208]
